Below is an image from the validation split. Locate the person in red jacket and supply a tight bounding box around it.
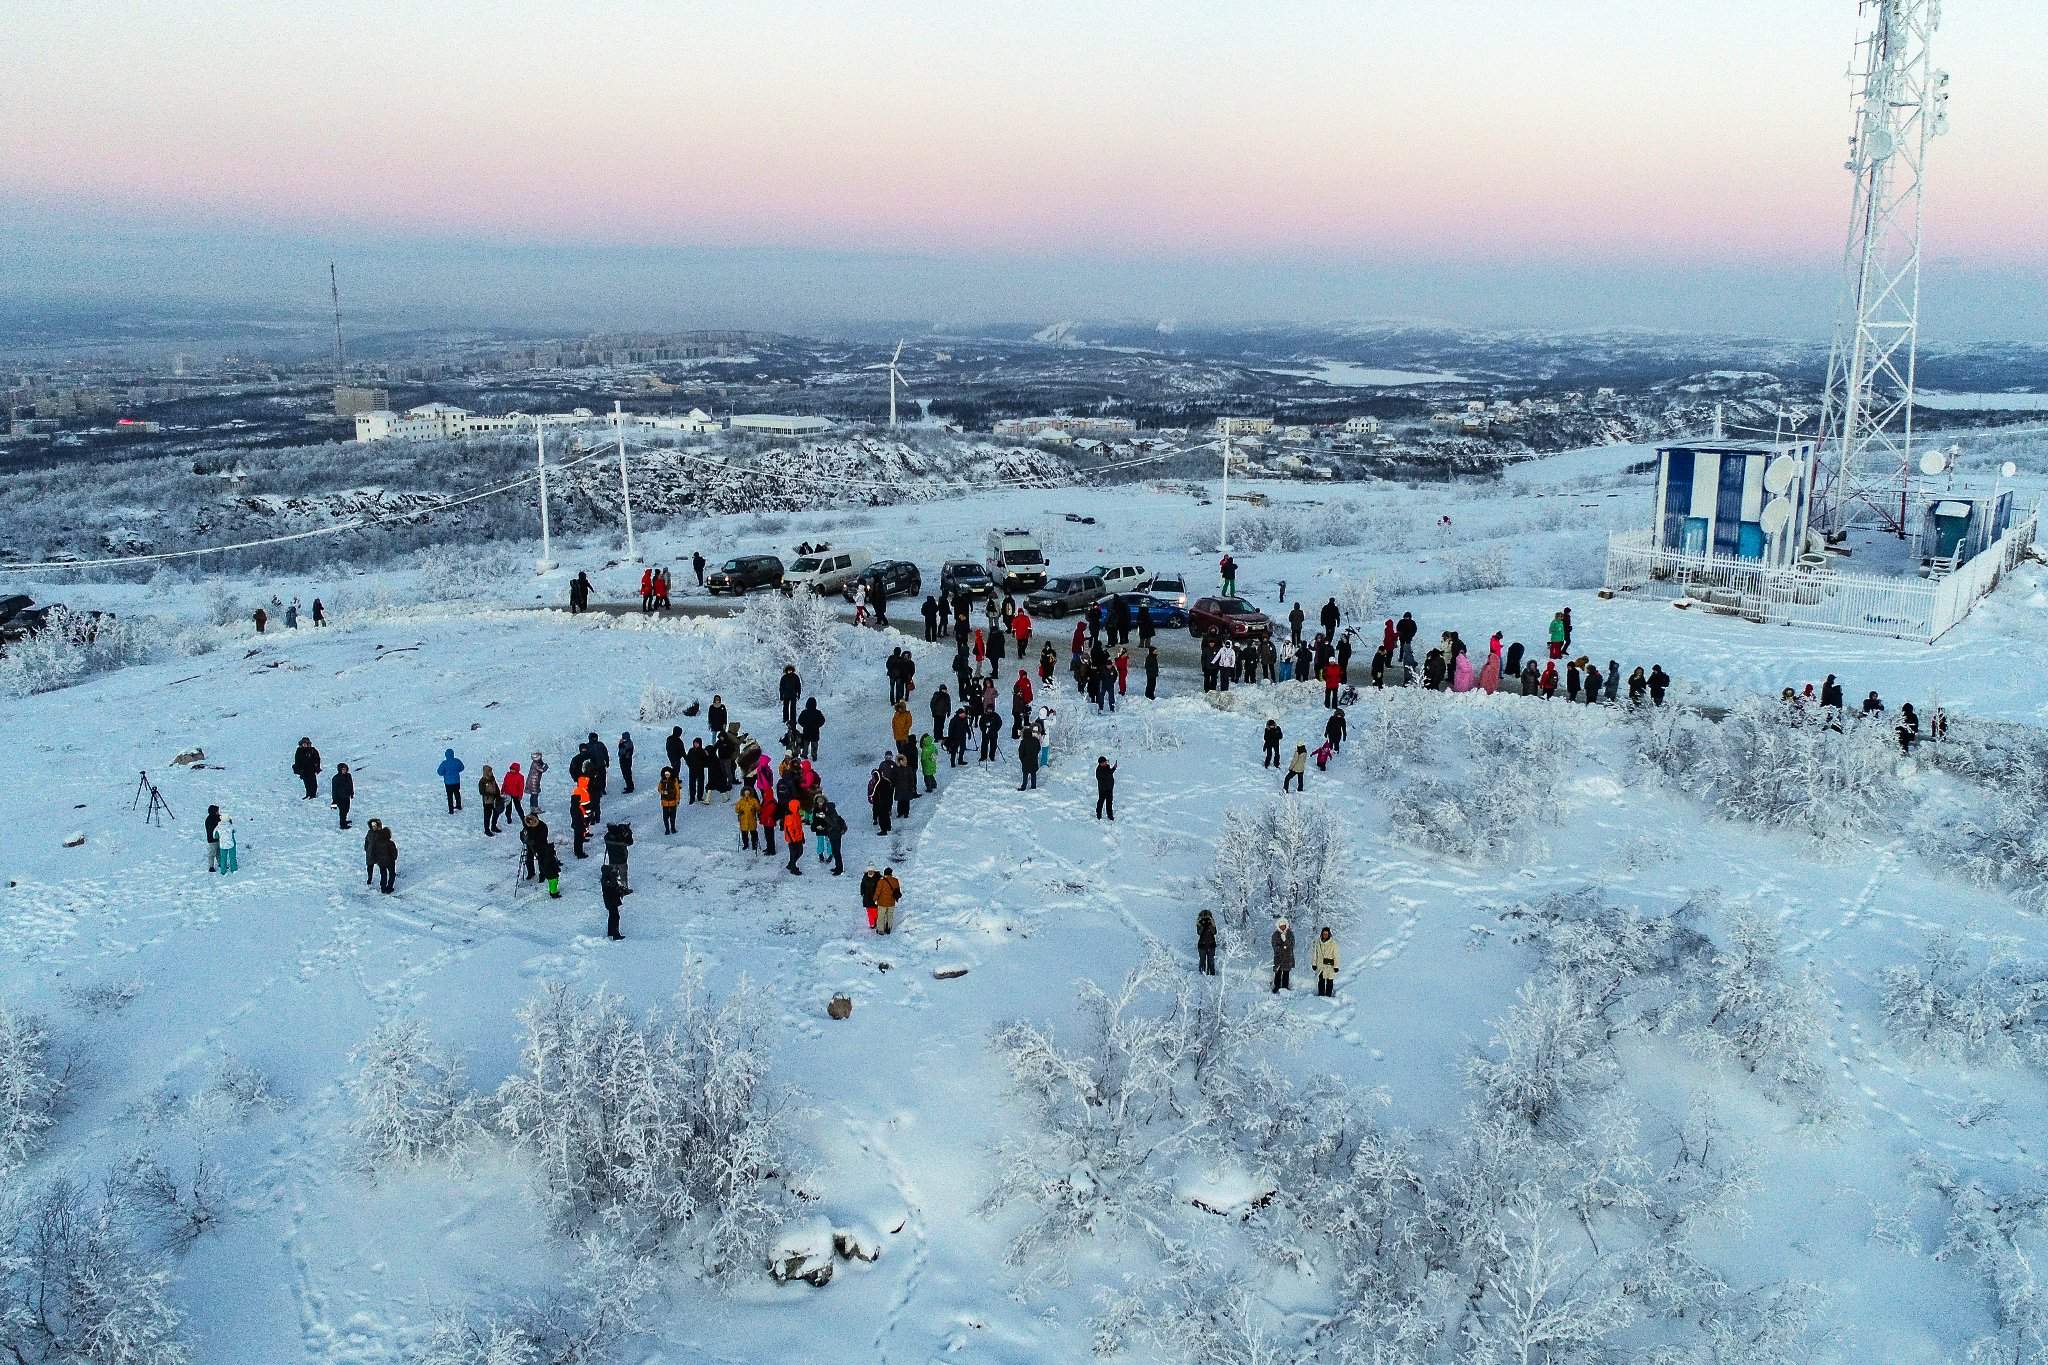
[1539,661,1559,699]
[1322,659,1342,708]
[1011,610,1032,652]
[1011,671,1034,738]
[1114,647,1131,695]
[1070,620,1085,658]
[502,761,527,818]
[1381,618,1396,658]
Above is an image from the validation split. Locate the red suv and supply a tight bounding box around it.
[1188,596,1273,640]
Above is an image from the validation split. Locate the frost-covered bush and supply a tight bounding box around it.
[0,1177,191,1365]
[723,590,844,707]
[1469,978,1618,1132]
[1686,913,1838,1124]
[1913,1156,2048,1365]
[1351,684,1439,764]
[347,1017,483,1169]
[634,683,689,725]
[1389,707,1565,863]
[1205,499,1373,555]
[0,610,210,699]
[1880,933,2048,1068]
[495,970,800,1278]
[1202,797,1349,934]
[1445,543,1511,593]
[412,1234,659,1365]
[106,1150,229,1253]
[1331,574,1381,625]
[1497,890,1711,1039]
[0,1001,66,1174]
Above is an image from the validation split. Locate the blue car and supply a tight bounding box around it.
[1128,593,1189,629]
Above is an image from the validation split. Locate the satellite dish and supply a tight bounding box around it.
[1864,126,1897,161]
[1763,455,1799,494]
[2002,461,2019,478]
[1760,498,1792,536]
[1919,450,1948,476]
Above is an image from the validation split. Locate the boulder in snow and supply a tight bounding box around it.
[63,832,86,848]
[171,747,205,766]
[768,1217,836,1287]
[932,964,970,980]
[827,995,853,1020]
[833,1225,883,1263]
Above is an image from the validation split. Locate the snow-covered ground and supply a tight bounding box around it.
[5,442,2048,1363]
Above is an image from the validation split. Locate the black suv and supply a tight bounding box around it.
[845,559,922,601]
[939,560,993,599]
[706,554,785,595]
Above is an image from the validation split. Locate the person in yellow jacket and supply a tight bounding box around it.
[874,866,903,934]
[890,701,915,759]
[735,790,761,851]
[1312,926,1340,998]
[657,766,681,834]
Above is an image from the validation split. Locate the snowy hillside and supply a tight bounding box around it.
[5,445,2048,1363]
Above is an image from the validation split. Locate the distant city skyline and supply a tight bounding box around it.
[5,1,2045,337]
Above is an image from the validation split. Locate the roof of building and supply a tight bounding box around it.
[1659,436,1816,454]
[406,402,470,416]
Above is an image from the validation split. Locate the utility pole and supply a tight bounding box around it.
[534,420,556,574]
[1218,420,1233,554]
[612,401,638,562]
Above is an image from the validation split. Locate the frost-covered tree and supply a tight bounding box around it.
[725,590,843,705]
[1203,798,1349,934]
[413,1234,659,1365]
[1913,1156,2048,1364]
[1687,914,1836,1123]
[1464,1199,1632,1365]
[0,1000,66,1175]
[106,1150,228,1253]
[1469,979,1617,1134]
[346,1016,482,1169]
[1880,932,2048,1068]
[495,967,799,1278]
[0,1177,191,1365]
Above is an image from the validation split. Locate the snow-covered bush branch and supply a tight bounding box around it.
[1880,932,2048,1069]
[1202,798,1349,936]
[0,1000,70,1174]
[0,1176,192,1365]
[411,1234,660,1365]
[347,1016,484,1170]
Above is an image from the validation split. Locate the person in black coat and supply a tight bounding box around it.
[1319,598,1340,639]
[891,754,916,819]
[292,738,321,799]
[1336,633,1353,684]
[1195,910,1218,975]
[778,666,802,727]
[1820,674,1844,710]
[797,699,825,760]
[978,708,1001,762]
[331,763,354,829]
[1271,918,1296,992]
[1018,730,1042,790]
[600,863,626,940]
[371,826,398,894]
[946,710,971,766]
[1504,640,1524,677]
[921,595,940,642]
[666,726,685,776]
[683,740,709,803]
[1263,719,1283,768]
[362,819,383,886]
[521,814,549,879]
[616,732,635,793]
[1324,708,1347,754]
[1094,756,1118,820]
[1143,646,1160,701]
[1649,666,1671,705]
[707,695,728,737]
[1423,648,1446,690]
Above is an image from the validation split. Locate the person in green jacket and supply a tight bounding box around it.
[918,733,940,793]
[1546,612,1567,660]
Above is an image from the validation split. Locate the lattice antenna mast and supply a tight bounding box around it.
[329,262,346,384]
[1813,0,1950,537]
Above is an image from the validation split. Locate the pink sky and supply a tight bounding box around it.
[6,0,2044,268]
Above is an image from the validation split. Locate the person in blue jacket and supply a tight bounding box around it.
[437,748,465,813]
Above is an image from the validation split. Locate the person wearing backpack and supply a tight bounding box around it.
[874,867,903,935]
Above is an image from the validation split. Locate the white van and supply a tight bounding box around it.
[782,546,872,595]
[985,527,1048,593]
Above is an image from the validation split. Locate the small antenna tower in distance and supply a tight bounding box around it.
[329,262,345,384]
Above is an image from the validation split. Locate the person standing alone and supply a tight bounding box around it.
[292,738,321,800]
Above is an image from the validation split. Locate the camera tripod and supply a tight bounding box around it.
[133,770,175,826]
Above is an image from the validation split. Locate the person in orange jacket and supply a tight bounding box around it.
[570,774,593,857]
[781,800,806,874]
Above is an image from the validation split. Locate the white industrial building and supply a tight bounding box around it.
[992,415,1136,439]
[730,414,833,436]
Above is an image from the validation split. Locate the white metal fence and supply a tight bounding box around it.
[1603,514,2036,643]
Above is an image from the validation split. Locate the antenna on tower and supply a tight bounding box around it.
[1811,0,1951,539]
[329,263,345,385]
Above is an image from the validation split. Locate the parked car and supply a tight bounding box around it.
[1086,563,1149,595]
[782,546,872,595]
[1188,595,1273,640]
[939,559,994,599]
[705,554,785,595]
[1024,573,1106,617]
[1128,593,1189,629]
[845,559,921,601]
[1148,573,1188,608]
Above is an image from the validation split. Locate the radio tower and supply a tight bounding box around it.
[1812,0,1951,537]
[329,262,346,385]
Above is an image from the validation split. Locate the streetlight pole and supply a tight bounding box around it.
[533,418,556,574]
[612,401,638,563]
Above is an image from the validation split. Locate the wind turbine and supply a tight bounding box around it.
[886,340,911,427]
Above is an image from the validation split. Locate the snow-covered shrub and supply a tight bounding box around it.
[1469,978,1617,1133]
[1497,890,1711,1039]
[1092,1250,1291,1364]
[347,1017,483,1169]
[1350,684,1439,764]
[0,610,207,699]
[1913,1156,2048,1365]
[195,1054,280,1127]
[1686,913,1838,1124]
[106,1150,229,1252]
[0,1177,191,1365]
[495,970,800,1278]
[1446,543,1511,593]
[1202,797,1349,934]
[1937,745,2048,913]
[723,590,843,706]
[634,683,688,725]
[1465,1196,1634,1363]
[413,1233,659,1365]
[58,978,144,1018]
[1879,933,2048,1068]
[1332,574,1381,625]
[0,1001,66,1174]
[1389,707,1565,863]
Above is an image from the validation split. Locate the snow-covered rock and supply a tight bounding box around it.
[768,1217,836,1286]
